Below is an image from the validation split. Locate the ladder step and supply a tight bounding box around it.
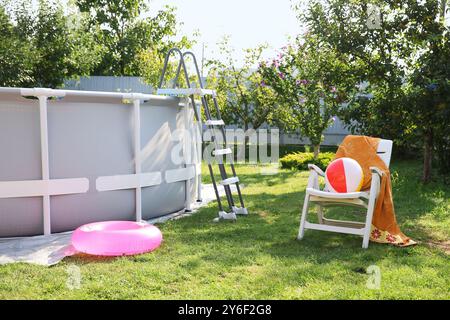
[217,211,237,221]
[205,119,225,126]
[158,48,246,222]
[213,148,232,156]
[220,176,239,186]
[232,206,248,215]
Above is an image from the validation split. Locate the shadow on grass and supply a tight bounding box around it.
[166,160,449,268]
[67,160,449,267]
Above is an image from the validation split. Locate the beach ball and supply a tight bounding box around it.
[325,157,364,193]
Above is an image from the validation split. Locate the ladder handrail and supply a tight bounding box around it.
[158,48,247,218]
[158,48,202,123]
[158,48,190,89]
[180,51,214,124]
[181,51,225,131]
[182,51,205,88]
[180,50,244,210]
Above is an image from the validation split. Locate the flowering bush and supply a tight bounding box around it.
[300,0,450,183]
[206,37,278,132]
[259,34,358,158]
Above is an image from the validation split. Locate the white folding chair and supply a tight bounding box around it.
[297,139,393,248]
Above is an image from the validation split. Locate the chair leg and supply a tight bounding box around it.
[317,205,324,224]
[297,194,310,240]
[362,196,377,249]
[362,228,370,249]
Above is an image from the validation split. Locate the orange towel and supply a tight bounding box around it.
[335,135,416,246]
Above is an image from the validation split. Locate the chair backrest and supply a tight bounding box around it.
[376,139,393,167]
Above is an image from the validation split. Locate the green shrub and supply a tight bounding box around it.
[280,152,335,171]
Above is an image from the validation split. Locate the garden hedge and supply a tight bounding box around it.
[280,152,335,171]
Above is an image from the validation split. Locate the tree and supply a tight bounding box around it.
[206,37,278,132]
[405,15,450,181]
[0,0,101,88]
[260,34,358,158]
[299,0,450,182]
[76,0,194,77]
[0,5,35,86]
[136,34,195,89]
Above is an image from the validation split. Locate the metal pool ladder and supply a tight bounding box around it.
[157,48,247,221]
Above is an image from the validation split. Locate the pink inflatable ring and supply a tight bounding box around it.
[71,221,162,256]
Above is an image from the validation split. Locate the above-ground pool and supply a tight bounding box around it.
[0,87,201,238]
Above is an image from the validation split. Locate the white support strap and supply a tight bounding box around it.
[205,120,225,126]
[196,162,202,202]
[183,97,192,211]
[220,176,239,186]
[195,101,202,202]
[195,163,202,177]
[38,95,51,235]
[213,148,232,156]
[165,166,196,184]
[0,178,89,198]
[96,172,162,192]
[133,98,143,221]
[18,89,68,235]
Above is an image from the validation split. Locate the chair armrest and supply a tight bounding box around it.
[369,166,384,177]
[369,167,383,198]
[308,164,325,177]
[306,164,322,189]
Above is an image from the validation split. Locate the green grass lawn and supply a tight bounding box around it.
[0,160,449,299]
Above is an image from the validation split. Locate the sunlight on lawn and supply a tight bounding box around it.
[0,161,448,299]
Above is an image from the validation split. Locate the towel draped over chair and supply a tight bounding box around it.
[334,135,415,246]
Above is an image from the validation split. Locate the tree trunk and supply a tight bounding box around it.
[422,130,433,184]
[313,144,320,160]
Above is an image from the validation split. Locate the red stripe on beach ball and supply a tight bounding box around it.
[326,158,347,193]
[325,157,364,193]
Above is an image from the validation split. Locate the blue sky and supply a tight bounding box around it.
[151,0,304,67]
